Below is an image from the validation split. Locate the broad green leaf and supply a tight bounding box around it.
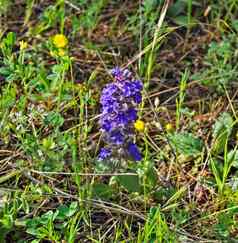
[212,112,233,154]
[5,32,16,47]
[173,16,198,27]
[210,158,223,190]
[31,240,41,243]
[232,19,238,32]
[227,149,238,168]
[0,85,17,110]
[146,166,157,188]
[116,174,141,193]
[44,111,64,127]
[39,210,55,224]
[92,183,114,199]
[168,132,203,156]
[167,1,186,17]
[57,202,78,220]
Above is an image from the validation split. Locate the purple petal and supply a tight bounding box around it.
[127,142,142,161]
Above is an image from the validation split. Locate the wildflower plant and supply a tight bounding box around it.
[50,34,68,58]
[52,34,68,48]
[98,67,143,167]
[19,40,28,51]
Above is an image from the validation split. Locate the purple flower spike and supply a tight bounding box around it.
[98,67,143,162]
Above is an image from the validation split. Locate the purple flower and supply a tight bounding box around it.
[116,113,129,125]
[98,148,112,161]
[101,100,120,113]
[127,142,142,161]
[133,92,142,104]
[111,66,121,77]
[111,67,132,82]
[110,130,124,145]
[122,82,133,97]
[101,83,118,96]
[133,80,143,91]
[127,108,137,121]
[101,119,111,131]
[98,67,143,162]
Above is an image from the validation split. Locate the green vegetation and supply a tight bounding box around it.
[1,0,238,242]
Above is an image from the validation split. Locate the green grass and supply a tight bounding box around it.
[1,0,238,242]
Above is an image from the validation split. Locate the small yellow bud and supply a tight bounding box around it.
[236,131,238,142]
[50,50,56,57]
[20,40,28,50]
[134,120,145,132]
[165,123,173,132]
[52,34,68,48]
[58,48,66,57]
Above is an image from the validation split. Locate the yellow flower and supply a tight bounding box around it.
[58,48,66,57]
[53,34,68,48]
[165,123,173,132]
[20,40,28,50]
[134,120,145,132]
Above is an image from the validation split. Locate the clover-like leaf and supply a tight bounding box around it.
[169,132,203,156]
